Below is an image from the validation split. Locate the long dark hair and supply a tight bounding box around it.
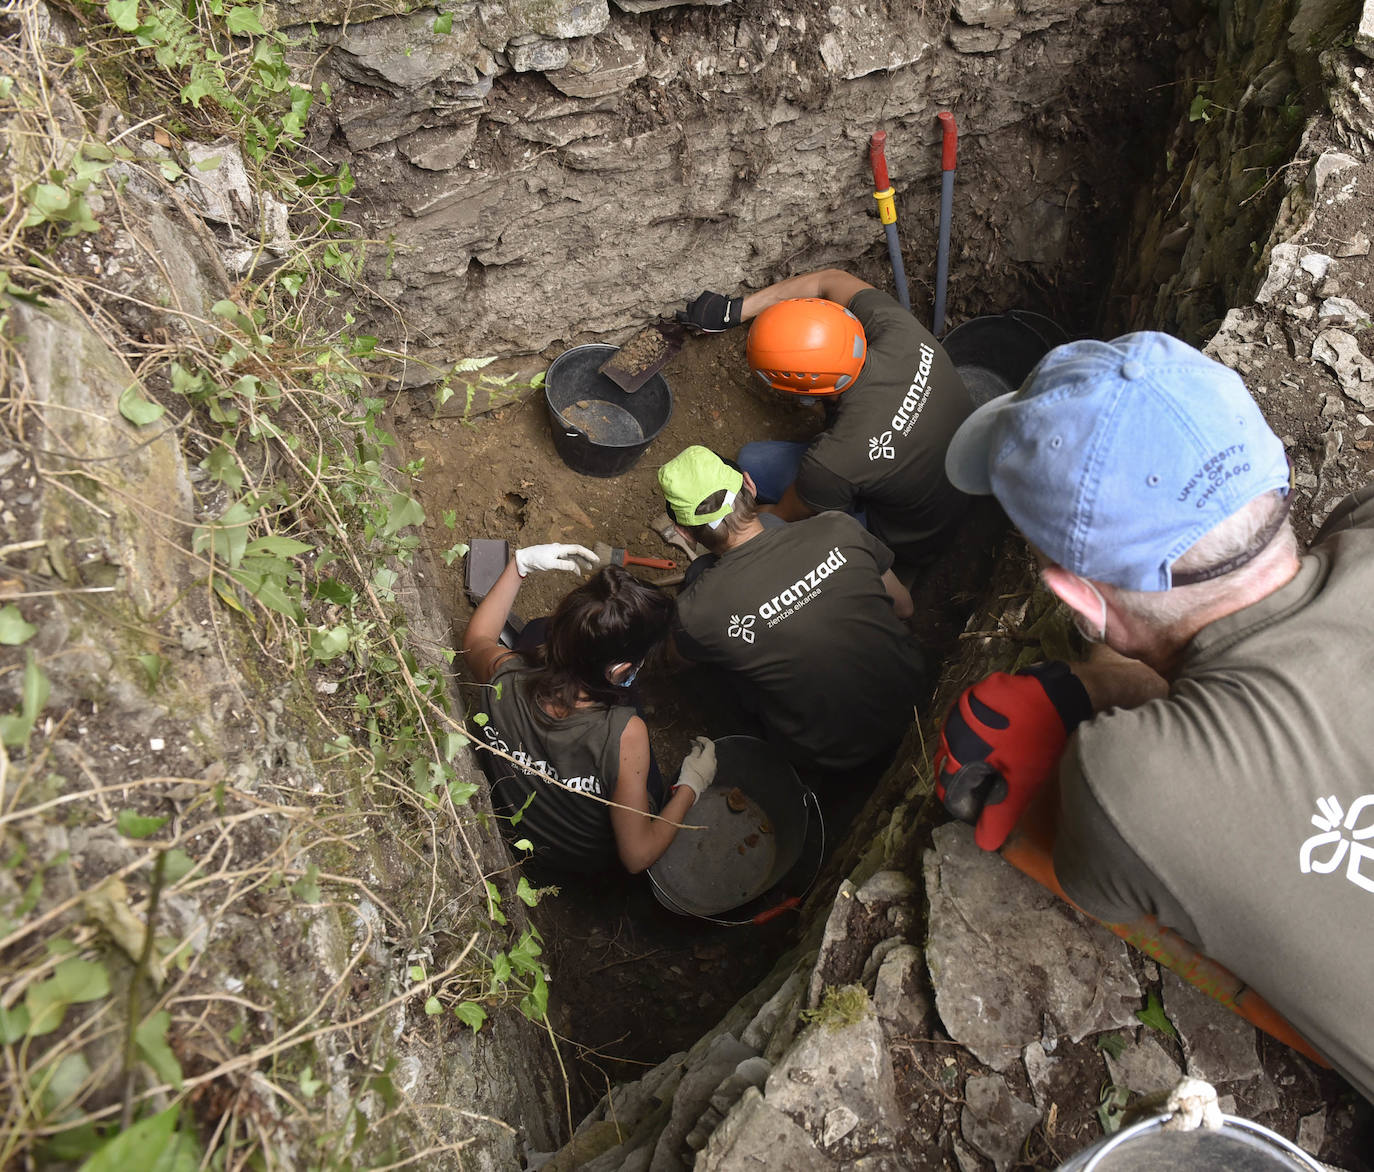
[527,566,673,716]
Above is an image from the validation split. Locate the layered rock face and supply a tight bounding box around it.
[280,0,1181,382]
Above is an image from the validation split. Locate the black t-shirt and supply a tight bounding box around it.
[795,289,973,561]
[472,658,634,873]
[673,511,924,772]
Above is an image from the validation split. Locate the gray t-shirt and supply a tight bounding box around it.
[673,511,924,772]
[795,289,973,561]
[473,657,635,872]
[1054,484,1374,1102]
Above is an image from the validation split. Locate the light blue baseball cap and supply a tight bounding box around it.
[945,331,1291,592]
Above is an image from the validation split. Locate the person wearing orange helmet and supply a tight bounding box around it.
[677,268,974,565]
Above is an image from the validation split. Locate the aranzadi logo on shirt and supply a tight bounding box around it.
[478,722,602,795]
[725,547,849,638]
[868,430,896,461]
[888,343,936,439]
[1300,793,1374,893]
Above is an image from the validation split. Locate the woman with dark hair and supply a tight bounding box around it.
[461,543,717,874]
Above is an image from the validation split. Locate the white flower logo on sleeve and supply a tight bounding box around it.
[727,613,755,643]
[868,430,896,461]
[1299,794,1374,894]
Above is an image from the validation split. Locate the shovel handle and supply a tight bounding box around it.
[868,130,891,191]
[751,896,801,926]
[937,111,958,171]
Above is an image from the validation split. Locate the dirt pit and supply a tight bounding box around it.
[398,323,1020,1106]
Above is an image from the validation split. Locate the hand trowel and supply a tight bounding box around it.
[597,320,686,393]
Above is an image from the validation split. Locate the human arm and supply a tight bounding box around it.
[609,725,712,873]
[740,269,873,320]
[460,544,597,683]
[677,269,874,331]
[461,559,522,683]
[881,570,913,620]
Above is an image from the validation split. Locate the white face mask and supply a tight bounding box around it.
[1073,580,1109,644]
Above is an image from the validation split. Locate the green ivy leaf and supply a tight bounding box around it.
[298,1066,323,1099]
[424,996,442,1015]
[454,1001,486,1032]
[519,970,548,1021]
[135,1010,183,1090]
[105,0,140,32]
[291,864,321,903]
[192,500,253,570]
[0,605,37,645]
[433,12,453,33]
[1096,1032,1127,1060]
[490,953,511,986]
[0,1003,31,1043]
[118,383,166,426]
[408,965,425,982]
[244,535,313,558]
[441,509,457,529]
[448,779,478,806]
[117,810,168,839]
[77,1104,181,1171]
[2,654,49,747]
[471,712,489,727]
[512,838,533,852]
[136,653,165,690]
[380,493,425,538]
[226,4,267,34]
[309,625,350,662]
[1135,990,1177,1039]
[515,876,539,907]
[162,849,196,884]
[26,957,110,1036]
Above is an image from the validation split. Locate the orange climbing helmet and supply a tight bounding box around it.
[746,298,867,397]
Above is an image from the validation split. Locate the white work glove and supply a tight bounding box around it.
[514,543,597,577]
[673,736,718,804]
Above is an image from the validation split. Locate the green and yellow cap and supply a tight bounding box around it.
[657,446,744,528]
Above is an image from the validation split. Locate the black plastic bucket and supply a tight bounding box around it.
[545,344,673,478]
[942,310,1069,407]
[648,736,824,926]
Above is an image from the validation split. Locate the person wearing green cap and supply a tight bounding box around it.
[657,445,925,787]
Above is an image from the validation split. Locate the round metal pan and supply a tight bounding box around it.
[648,736,812,919]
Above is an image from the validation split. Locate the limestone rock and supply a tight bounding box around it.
[816,8,932,79]
[399,122,481,170]
[1307,151,1361,202]
[325,11,493,91]
[1160,971,1262,1086]
[186,140,253,226]
[508,35,573,72]
[960,1075,1041,1172]
[855,869,918,909]
[1312,329,1374,409]
[649,1032,756,1171]
[695,1086,837,1171]
[1103,1034,1183,1096]
[872,944,932,1038]
[1256,242,1303,304]
[763,998,903,1148]
[924,823,1141,1072]
[613,0,730,11]
[546,31,648,96]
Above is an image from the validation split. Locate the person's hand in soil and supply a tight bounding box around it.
[673,736,718,803]
[676,291,745,333]
[514,543,598,576]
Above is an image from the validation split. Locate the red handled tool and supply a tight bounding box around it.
[868,131,911,314]
[593,541,676,570]
[933,112,958,337]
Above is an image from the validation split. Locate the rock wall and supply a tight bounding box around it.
[1112,0,1368,339]
[286,0,1183,382]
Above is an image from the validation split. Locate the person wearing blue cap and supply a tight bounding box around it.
[931,330,1374,1103]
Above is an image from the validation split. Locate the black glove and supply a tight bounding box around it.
[676,291,745,333]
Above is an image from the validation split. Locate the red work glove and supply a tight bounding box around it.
[934,661,1092,851]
